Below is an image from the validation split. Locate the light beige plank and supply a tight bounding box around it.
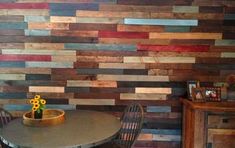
[120,93,167,100]
[25,43,64,50]
[221,52,235,58]
[0,68,51,74]
[29,86,64,93]
[50,16,76,23]
[124,56,195,63]
[0,9,49,16]
[135,87,172,94]
[97,74,169,82]
[99,63,146,69]
[150,33,222,39]
[2,49,76,56]
[0,74,25,80]
[69,99,115,105]
[52,55,77,62]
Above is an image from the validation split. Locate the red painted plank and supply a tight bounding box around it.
[98,31,149,39]
[0,55,51,61]
[0,3,49,9]
[137,45,210,52]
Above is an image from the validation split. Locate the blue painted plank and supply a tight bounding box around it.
[24,16,49,22]
[0,22,27,29]
[142,129,181,135]
[0,62,25,67]
[65,43,136,51]
[24,30,50,36]
[124,18,198,26]
[26,74,51,80]
[4,105,31,111]
[49,3,99,10]
[4,104,76,111]
[224,14,235,20]
[215,39,235,46]
[146,106,171,112]
[165,26,190,32]
[0,93,27,99]
[50,9,76,16]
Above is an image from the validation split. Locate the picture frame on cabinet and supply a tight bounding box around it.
[204,87,221,102]
[192,87,205,102]
[187,81,199,100]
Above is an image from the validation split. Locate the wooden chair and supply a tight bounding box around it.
[98,103,144,148]
[0,108,13,148]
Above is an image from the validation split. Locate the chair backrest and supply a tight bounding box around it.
[115,103,144,148]
[0,108,13,128]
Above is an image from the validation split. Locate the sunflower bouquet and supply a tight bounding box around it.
[29,95,46,118]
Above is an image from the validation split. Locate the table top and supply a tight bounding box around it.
[0,110,121,148]
[181,98,235,112]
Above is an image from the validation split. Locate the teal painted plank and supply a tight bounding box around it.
[142,129,181,135]
[24,30,50,36]
[124,18,198,26]
[0,22,27,29]
[0,61,25,67]
[4,104,76,111]
[0,93,27,99]
[65,43,136,51]
[25,62,73,68]
[147,106,171,112]
[215,39,235,46]
[50,9,76,16]
[24,16,50,22]
[224,14,235,20]
[165,26,190,32]
[173,6,199,13]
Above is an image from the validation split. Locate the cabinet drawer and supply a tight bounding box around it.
[207,115,235,129]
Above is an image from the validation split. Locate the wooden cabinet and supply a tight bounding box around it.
[181,99,235,148]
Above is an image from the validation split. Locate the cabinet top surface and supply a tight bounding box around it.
[181,99,235,112]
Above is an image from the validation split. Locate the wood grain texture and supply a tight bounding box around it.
[150,33,222,39]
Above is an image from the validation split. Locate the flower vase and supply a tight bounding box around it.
[34,109,43,119]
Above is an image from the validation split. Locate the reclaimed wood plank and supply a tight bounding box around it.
[0,16,24,22]
[149,33,222,39]
[99,63,145,69]
[173,6,199,13]
[124,57,195,64]
[77,55,123,63]
[124,18,198,26]
[69,99,115,105]
[76,17,124,24]
[0,29,24,36]
[100,4,172,12]
[76,10,150,18]
[0,43,24,49]
[0,68,51,74]
[97,74,169,82]
[69,23,117,31]
[24,16,49,22]
[25,61,73,68]
[98,31,148,39]
[0,55,51,61]
[51,30,98,37]
[0,61,25,68]
[117,24,164,32]
[25,43,64,50]
[50,16,76,23]
[0,22,27,29]
[49,3,98,10]
[52,55,76,62]
[28,22,69,30]
[0,3,49,9]
[24,29,50,36]
[67,80,117,88]
[138,45,209,52]
[29,86,64,93]
[135,87,172,94]
[0,9,49,16]
[120,93,167,100]
[0,74,25,80]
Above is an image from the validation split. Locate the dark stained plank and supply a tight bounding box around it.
[69,23,117,31]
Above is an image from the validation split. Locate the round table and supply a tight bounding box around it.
[0,110,121,148]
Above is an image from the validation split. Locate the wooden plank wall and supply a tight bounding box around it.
[0,0,235,147]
